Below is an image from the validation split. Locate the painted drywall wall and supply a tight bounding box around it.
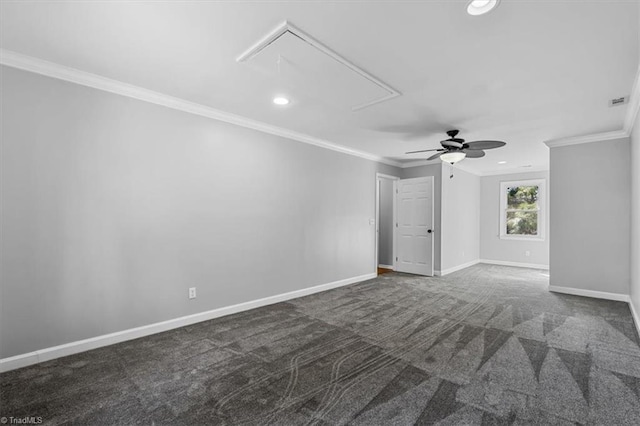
[439,165,481,273]
[630,113,640,319]
[401,163,442,271]
[480,171,550,267]
[0,66,401,359]
[549,138,631,295]
[378,177,394,266]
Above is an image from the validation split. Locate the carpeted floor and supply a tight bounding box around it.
[2,264,640,425]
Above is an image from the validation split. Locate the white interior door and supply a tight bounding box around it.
[394,177,434,276]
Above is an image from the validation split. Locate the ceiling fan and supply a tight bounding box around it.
[405,130,506,164]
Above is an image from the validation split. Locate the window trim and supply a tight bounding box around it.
[499,179,546,241]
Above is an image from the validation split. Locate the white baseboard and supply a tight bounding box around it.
[378,264,393,269]
[479,259,549,270]
[549,285,631,302]
[0,272,376,373]
[549,287,640,340]
[436,260,480,277]
[629,299,640,338]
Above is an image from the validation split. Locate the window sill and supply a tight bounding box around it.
[499,235,545,242]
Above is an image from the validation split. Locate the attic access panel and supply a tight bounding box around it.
[237,21,400,111]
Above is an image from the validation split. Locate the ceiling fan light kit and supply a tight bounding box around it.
[440,151,466,164]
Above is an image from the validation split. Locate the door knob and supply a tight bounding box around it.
[427,229,433,233]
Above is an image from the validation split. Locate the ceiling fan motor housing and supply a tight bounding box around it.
[441,140,464,149]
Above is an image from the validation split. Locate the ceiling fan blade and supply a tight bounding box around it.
[464,140,506,150]
[427,152,444,161]
[405,148,444,154]
[462,149,485,158]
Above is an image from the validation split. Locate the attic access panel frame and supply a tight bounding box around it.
[236,21,401,111]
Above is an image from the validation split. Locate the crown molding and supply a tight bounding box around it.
[399,159,441,169]
[0,49,402,168]
[476,165,549,177]
[544,63,640,148]
[624,64,640,134]
[544,129,629,148]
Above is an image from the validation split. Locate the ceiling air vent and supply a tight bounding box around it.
[609,96,628,107]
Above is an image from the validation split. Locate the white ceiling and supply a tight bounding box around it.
[1,0,638,175]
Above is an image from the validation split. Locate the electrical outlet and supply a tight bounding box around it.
[189,287,197,299]
[525,251,530,257]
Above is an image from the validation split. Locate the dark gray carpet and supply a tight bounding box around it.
[2,264,640,425]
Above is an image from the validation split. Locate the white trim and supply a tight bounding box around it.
[236,21,401,112]
[0,49,402,168]
[479,259,549,270]
[499,178,546,241]
[543,60,640,146]
[392,180,398,272]
[376,173,401,181]
[401,161,549,179]
[436,260,480,276]
[544,130,629,148]
[399,159,441,169]
[624,64,640,135]
[629,299,640,339]
[376,177,380,272]
[0,272,375,373]
[378,264,393,269]
[476,166,549,177]
[375,173,400,273]
[499,235,545,242]
[236,20,292,62]
[549,285,630,302]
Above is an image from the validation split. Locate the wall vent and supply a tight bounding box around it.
[609,96,628,107]
[237,21,400,111]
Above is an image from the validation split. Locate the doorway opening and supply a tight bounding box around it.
[376,173,399,276]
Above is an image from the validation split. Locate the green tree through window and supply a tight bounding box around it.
[506,185,539,235]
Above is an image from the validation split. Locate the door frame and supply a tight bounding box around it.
[393,176,435,276]
[375,173,400,274]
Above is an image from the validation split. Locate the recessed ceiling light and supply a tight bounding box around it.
[498,161,507,164]
[467,0,500,16]
[273,96,290,106]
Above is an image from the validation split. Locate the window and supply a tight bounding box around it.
[499,179,545,240]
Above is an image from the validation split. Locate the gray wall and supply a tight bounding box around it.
[549,138,631,295]
[440,166,481,273]
[401,163,442,272]
[400,163,481,274]
[630,114,640,315]
[626,0,639,336]
[480,170,550,266]
[377,177,394,266]
[0,66,401,358]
